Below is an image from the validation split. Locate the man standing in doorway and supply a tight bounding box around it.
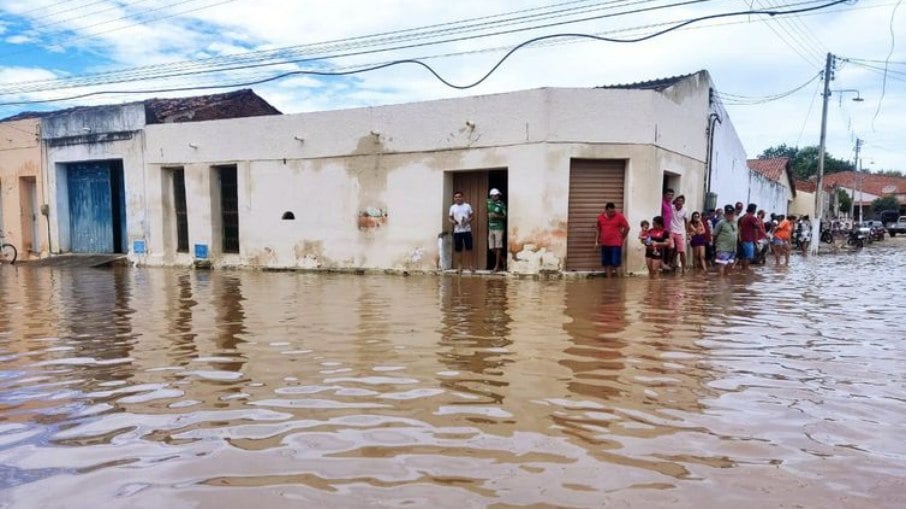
[594,202,630,277]
[448,191,473,272]
[670,194,689,273]
[487,188,507,272]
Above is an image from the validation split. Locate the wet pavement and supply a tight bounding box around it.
[0,240,904,508]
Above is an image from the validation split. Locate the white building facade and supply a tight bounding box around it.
[129,73,749,275]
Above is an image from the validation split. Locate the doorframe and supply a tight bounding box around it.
[19,176,40,254]
[56,159,127,254]
[445,167,509,271]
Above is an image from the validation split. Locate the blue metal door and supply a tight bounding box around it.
[68,163,113,253]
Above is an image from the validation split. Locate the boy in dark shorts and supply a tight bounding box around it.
[448,191,474,272]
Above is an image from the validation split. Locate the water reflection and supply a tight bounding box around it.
[1,243,905,507]
[437,277,512,407]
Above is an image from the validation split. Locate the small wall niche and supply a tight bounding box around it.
[282,211,296,220]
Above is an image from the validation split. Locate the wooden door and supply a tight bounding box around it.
[566,159,626,270]
[452,171,489,270]
[68,163,114,253]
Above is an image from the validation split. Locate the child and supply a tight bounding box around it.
[638,220,651,247]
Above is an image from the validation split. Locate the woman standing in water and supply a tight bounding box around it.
[688,211,708,271]
[772,214,793,265]
[644,216,672,277]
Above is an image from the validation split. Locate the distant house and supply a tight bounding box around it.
[0,90,279,259]
[746,158,795,215]
[821,171,906,219]
[0,118,45,257]
[144,89,281,124]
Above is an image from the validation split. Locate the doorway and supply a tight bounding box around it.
[66,160,127,253]
[19,177,40,254]
[450,168,508,271]
[566,159,626,270]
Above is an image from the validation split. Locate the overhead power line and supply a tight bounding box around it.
[715,71,821,105]
[0,0,707,94]
[871,0,905,130]
[0,0,852,106]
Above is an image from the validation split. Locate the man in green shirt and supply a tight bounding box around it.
[487,188,507,272]
[713,204,739,276]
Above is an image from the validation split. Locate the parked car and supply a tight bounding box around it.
[864,220,886,242]
[886,216,906,237]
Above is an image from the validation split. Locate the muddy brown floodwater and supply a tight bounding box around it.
[1,243,905,508]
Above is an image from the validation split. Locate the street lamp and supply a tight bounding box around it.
[833,88,864,106]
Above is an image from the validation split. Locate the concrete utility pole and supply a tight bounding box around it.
[812,52,834,254]
[854,137,863,221]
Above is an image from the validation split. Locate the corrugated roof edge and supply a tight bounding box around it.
[596,70,704,91]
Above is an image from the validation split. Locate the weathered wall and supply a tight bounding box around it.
[141,83,717,274]
[707,100,750,211]
[790,190,816,217]
[0,118,49,257]
[42,103,147,253]
[748,171,791,216]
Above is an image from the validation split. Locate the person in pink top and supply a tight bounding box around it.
[661,189,675,235]
[594,202,630,278]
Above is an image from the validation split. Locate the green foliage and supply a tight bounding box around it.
[836,188,852,214]
[871,195,900,215]
[875,169,905,178]
[758,144,855,180]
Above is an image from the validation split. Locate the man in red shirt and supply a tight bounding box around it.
[594,202,630,277]
[738,203,760,270]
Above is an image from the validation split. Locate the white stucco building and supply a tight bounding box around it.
[746,158,795,216]
[132,71,750,275]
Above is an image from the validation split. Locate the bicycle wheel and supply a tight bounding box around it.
[1,243,16,264]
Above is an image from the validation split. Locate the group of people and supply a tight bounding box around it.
[448,189,507,272]
[594,188,810,277]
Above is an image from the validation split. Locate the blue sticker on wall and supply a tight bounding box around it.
[133,240,146,254]
[194,244,209,259]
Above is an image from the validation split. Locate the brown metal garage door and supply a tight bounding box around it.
[566,159,626,271]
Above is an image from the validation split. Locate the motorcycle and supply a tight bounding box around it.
[846,227,867,249]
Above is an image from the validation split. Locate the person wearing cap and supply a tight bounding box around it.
[738,203,760,270]
[713,204,739,276]
[487,188,507,272]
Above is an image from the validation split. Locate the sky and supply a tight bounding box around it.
[0,0,903,170]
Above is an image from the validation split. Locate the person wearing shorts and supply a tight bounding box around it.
[594,202,630,277]
[738,203,760,270]
[448,191,473,272]
[487,188,507,272]
[713,205,739,276]
[669,195,689,273]
[772,215,793,266]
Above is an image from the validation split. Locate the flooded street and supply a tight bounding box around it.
[1,243,904,508]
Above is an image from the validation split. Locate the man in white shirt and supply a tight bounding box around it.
[670,194,689,273]
[448,191,474,272]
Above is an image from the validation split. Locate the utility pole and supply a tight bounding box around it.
[854,137,862,221]
[812,52,834,254]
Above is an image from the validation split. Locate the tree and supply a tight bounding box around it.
[876,169,905,178]
[836,188,852,214]
[871,195,900,215]
[758,145,855,180]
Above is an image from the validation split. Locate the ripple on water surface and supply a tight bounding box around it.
[0,247,905,507]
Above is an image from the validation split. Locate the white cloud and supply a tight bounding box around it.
[0,0,902,169]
